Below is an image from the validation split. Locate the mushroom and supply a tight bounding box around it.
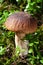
[4,12,37,58]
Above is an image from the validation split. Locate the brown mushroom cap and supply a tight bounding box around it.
[4,12,37,34]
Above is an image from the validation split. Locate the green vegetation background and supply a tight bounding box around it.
[0,0,43,65]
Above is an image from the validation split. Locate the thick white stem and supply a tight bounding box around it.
[15,34,28,57]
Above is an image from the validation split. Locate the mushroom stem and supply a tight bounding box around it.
[15,34,28,57]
